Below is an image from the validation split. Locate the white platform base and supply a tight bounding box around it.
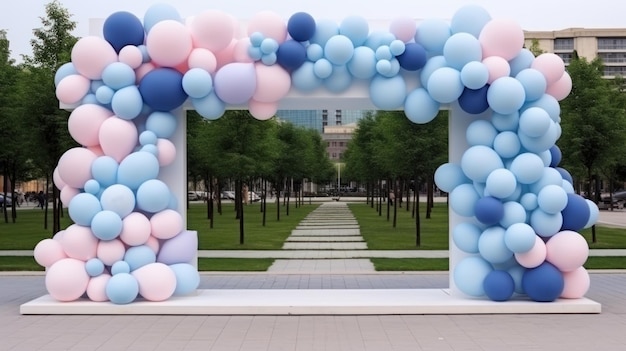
[20,289,601,315]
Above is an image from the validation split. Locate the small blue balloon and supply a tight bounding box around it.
[443,32,483,70]
[491,111,520,132]
[339,16,369,46]
[169,263,201,296]
[103,11,145,53]
[458,86,490,115]
[483,270,515,301]
[549,145,562,167]
[454,256,492,297]
[396,43,427,71]
[139,130,158,146]
[249,32,264,47]
[291,62,323,92]
[504,223,537,253]
[261,52,277,65]
[111,260,131,275]
[516,68,547,102]
[102,62,136,90]
[182,68,213,99]
[479,226,513,264]
[106,272,139,304]
[136,179,171,213]
[138,68,187,112]
[347,46,377,79]
[85,258,105,277]
[124,245,156,271]
[487,77,526,114]
[461,145,504,183]
[474,196,505,226]
[146,111,177,139]
[404,88,440,124]
[287,12,316,42]
[522,262,564,302]
[369,75,406,110]
[83,179,101,195]
[324,35,354,66]
[313,58,333,79]
[509,48,535,77]
[68,193,102,226]
[499,200,527,228]
[530,208,563,237]
[450,183,481,217]
[452,222,481,253]
[427,67,464,104]
[54,62,77,87]
[111,86,143,120]
[311,19,338,46]
[91,156,119,187]
[191,92,225,120]
[306,43,324,61]
[143,3,181,33]
[434,163,469,193]
[414,19,451,55]
[323,65,352,93]
[260,38,279,54]
[460,61,489,90]
[493,131,521,159]
[91,210,123,241]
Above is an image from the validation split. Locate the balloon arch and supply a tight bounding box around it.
[38,4,597,305]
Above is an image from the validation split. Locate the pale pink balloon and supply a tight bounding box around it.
[249,100,278,121]
[99,117,138,163]
[118,45,144,69]
[71,36,118,80]
[145,235,160,253]
[247,11,288,42]
[531,53,565,85]
[479,19,524,61]
[131,262,176,301]
[561,266,590,299]
[546,230,589,272]
[119,212,151,246]
[45,258,90,301]
[514,236,546,268]
[87,145,105,156]
[68,104,113,147]
[150,209,183,239]
[546,71,572,101]
[189,10,236,52]
[156,138,176,167]
[34,238,68,268]
[61,224,99,261]
[482,56,511,84]
[214,40,237,70]
[233,38,255,63]
[56,75,91,105]
[253,63,291,103]
[53,229,65,241]
[146,20,193,67]
[188,48,218,74]
[135,62,156,83]
[389,17,417,43]
[97,238,126,266]
[57,147,98,189]
[60,186,80,207]
[86,274,111,302]
[53,166,66,190]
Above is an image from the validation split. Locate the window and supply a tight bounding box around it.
[554,38,574,51]
[598,52,626,64]
[556,52,573,64]
[604,66,626,77]
[598,38,626,50]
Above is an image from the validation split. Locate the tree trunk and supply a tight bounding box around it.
[415,192,421,247]
[262,179,267,226]
[426,173,434,219]
[393,178,398,228]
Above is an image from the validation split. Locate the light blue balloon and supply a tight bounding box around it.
[454,256,492,297]
[419,55,447,88]
[261,52,277,65]
[339,16,369,46]
[404,88,440,124]
[450,183,480,217]
[584,199,599,229]
[473,181,486,197]
[169,263,200,296]
[102,62,136,90]
[91,156,119,187]
[306,43,324,61]
[91,210,123,240]
[364,30,395,50]
[521,94,560,122]
[518,121,558,154]
[539,150,552,167]
[260,38,279,54]
[479,226,513,264]
[323,65,352,93]
[111,86,143,120]
[434,163,469,193]
[100,184,136,218]
[505,222,537,254]
[502,183,523,203]
[528,167,563,194]
[491,112,519,132]
[191,92,225,120]
[530,208,562,237]
[509,153,545,184]
[68,193,102,226]
[111,260,131,275]
[561,179,575,193]
[487,77,526,114]
[507,264,526,294]
[247,46,263,61]
[313,58,333,79]
[137,45,150,63]
[375,46,392,61]
[493,131,521,159]
[90,80,105,94]
[450,4,492,37]
[466,120,497,147]
[452,222,482,253]
[106,273,139,304]
[85,258,105,277]
[124,245,156,271]
[520,192,538,211]
[292,62,323,92]
[143,3,181,33]
[537,184,568,214]
[499,201,527,228]
[516,68,547,102]
[324,35,354,65]
[519,107,551,138]
[347,46,377,79]
[415,19,451,55]
[81,93,98,105]
[146,111,177,138]
[136,179,171,213]
[54,62,77,87]
[141,144,158,156]
[461,145,504,183]
[139,130,158,146]
[508,48,535,77]
[83,179,101,195]
[249,32,264,47]
[443,33,483,70]
[117,151,159,190]
[461,61,489,90]
[182,68,213,99]
[389,40,406,56]
[485,168,517,199]
[369,75,406,110]
[427,67,464,103]
[311,19,339,46]
[95,85,115,105]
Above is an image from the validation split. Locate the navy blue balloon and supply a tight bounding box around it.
[555,167,573,184]
[103,11,145,53]
[397,43,427,71]
[483,270,515,301]
[458,85,490,114]
[561,193,590,231]
[522,262,564,302]
[287,12,316,42]
[276,40,307,72]
[549,145,562,167]
[138,68,187,112]
[474,196,504,225]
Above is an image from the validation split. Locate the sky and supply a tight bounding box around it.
[1,0,625,62]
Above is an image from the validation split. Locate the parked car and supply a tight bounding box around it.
[0,194,13,207]
[221,191,235,200]
[188,191,200,201]
[600,191,626,210]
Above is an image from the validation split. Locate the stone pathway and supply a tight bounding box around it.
[267,202,376,273]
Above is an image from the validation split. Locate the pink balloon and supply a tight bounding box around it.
[531,53,565,85]
[249,100,278,121]
[71,36,118,80]
[214,40,237,70]
[146,20,193,67]
[34,238,68,268]
[61,224,99,261]
[247,11,287,42]
[145,235,160,253]
[156,138,176,166]
[60,186,80,206]
[482,56,511,84]
[150,209,183,239]
[561,266,590,299]
[188,48,218,74]
[119,212,151,246]
[56,75,91,105]
[546,230,589,272]
[233,38,255,63]
[99,117,138,163]
[86,274,111,302]
[135,62,156,83]
[546,71,572,101]
[57,147,98,189]
[118,45,144,69]
[45,258,90,301]
[53,166,66,190]
[514,236,546,268]
[87,145,105,156]
[97,239,126,266]
[189,10,235,52]
[479,19,524,61]
[131,262,176,301]
[68,104,113,147]
[389,17,417,43]
[253,63,291,103]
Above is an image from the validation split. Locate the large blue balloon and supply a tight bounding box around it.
[106,273,139,304]
[276,40,307,72]
[458,85,489,114]
[287,12,316,42]
[474,196,504,225]
[549,145,562,167]
[138,68,187,112]
[561,193,590,231]
[396,43,427,71]
[483,270,515,301]
[522,262,564,302]
[103,11,145,53]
